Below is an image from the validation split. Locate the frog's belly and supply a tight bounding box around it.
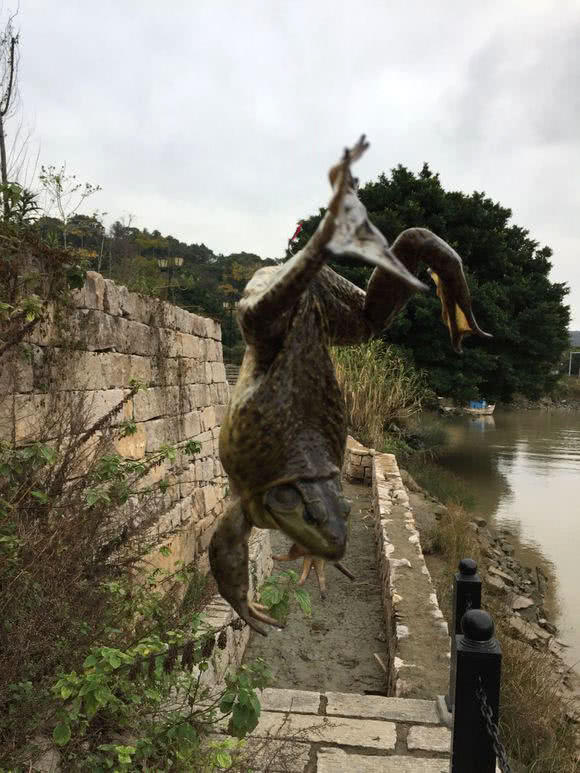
[220,356,346,494]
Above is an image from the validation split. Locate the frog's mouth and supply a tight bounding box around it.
[262,478,350,561]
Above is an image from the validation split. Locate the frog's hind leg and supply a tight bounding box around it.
[209,498,282,636]
[363,228,492,353]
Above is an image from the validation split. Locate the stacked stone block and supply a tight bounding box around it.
[343,435,374,483]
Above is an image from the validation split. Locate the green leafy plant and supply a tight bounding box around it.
[47,570,271,770]
[259,570,312,624]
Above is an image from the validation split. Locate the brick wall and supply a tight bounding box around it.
[0,271,230,572]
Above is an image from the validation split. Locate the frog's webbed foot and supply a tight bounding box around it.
[208,498,283,636]
[364,227,492,353]
[237,136,423,342]
[246,600,283,634]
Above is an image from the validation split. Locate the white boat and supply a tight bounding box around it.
[463,403,495,416]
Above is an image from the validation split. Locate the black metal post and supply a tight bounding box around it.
[447,558,481,712]
[450,609,502,773]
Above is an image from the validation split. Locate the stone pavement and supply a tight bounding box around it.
[236,687,452,772]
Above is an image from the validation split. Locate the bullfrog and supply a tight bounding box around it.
[209,136,490,635]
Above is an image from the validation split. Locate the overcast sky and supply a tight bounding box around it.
[14,0,580,325]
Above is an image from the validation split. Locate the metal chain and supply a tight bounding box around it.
[476,676,512,773]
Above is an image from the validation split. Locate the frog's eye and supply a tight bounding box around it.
[264,485,301,512]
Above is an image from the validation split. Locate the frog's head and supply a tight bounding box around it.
[258,477,350,560]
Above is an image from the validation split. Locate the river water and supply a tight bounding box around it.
[438,410,580,667]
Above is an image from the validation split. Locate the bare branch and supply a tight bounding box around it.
[0,32,17,118]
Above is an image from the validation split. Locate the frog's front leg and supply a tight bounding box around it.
[208,498,282,636]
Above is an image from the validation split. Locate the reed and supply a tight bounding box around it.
[332,340,428,449]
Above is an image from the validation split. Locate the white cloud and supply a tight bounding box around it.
[15,0,580,323]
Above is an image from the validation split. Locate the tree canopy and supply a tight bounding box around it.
[290,164,570,402]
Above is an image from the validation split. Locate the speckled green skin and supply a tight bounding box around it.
[222,273,349,498]
[208,139,490,634]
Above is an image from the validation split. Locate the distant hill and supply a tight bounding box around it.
[570,331,580,348]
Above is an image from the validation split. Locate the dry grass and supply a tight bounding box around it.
[332,340,429,448]
[495,622,578,773]
[409,461,476,511]
[431,503,481,570]
[430,501,578,772]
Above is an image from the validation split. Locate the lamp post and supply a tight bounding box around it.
[222,298,237,347]
[157,256,184,303]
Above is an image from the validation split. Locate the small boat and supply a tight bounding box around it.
[463,400,495,416]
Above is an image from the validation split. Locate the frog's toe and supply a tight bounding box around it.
[246,601,284,636]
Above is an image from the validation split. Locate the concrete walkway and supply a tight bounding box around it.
[241,687,451,772]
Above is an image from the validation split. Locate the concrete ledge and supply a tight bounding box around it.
[407,725,452,753]
[259,688,321,714]
[250,712,397,750]
[372,449,451,699]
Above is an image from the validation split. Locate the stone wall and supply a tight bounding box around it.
[0,271,230,572]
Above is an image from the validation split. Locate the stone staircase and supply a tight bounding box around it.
[238,687,451,771]
[224,362,240,387]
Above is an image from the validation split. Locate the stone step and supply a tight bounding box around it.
[251,711,398,751]
[259,688,441,725]
[317,750,448,772]
[325,691,440,724]
[224,363,240,386]
[259,687,320,714]
[214,687,466,770]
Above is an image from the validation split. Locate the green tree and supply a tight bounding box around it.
[291,164,570,402]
